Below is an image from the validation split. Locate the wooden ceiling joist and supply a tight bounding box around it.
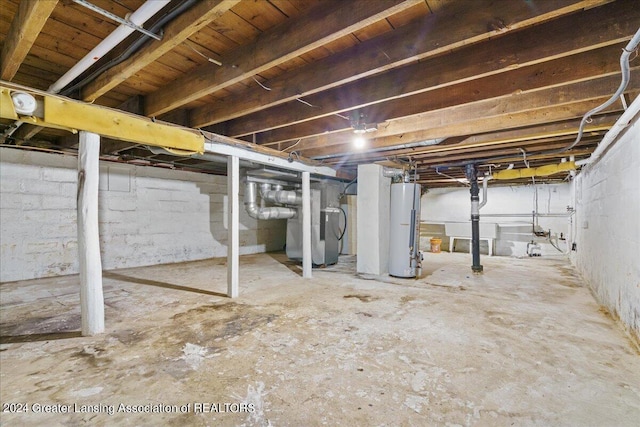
[1,0,58,81]
[218,0,634,137]
[81,0,241,102]
[143,0,424,117]
[191,0,613,129]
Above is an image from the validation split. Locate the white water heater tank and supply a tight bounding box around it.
[389,182,421,278]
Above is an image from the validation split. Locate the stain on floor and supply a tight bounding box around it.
[1,252,639,426]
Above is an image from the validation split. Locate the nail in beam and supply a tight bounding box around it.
[227,155,240,297]
[77,131,105,335]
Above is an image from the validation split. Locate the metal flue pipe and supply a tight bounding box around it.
[244,182,297,220]
[259,183,302,205]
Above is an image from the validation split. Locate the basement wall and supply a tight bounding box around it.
[0,148,286,282]
[421,182,572,257]
[571,113,640,340]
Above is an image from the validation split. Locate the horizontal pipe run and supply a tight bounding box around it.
[244,182,297,220]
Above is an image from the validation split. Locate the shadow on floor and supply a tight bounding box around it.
[103,272,228,298]
[266,252,303,277]
[0,331,82,344]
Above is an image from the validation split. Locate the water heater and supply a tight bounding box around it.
[389,182,422,278]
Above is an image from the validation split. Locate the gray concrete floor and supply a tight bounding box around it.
[1,252,639,426]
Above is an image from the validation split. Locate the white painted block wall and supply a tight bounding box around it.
[0,148,286,282]
[572,113,640,341]
[421,183,572,257]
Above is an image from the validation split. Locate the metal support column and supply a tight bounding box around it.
[465,163,483,273]
[77,131,104,335]
[302,171,312,278]
[227,155,239,297]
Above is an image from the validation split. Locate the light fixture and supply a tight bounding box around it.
[350,111,377,134]
[11,92,37,116]
[353,135,366,149]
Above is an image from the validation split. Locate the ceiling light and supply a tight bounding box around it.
[11,92,37,116]
[354,136,366,149]
[350,111,377,134]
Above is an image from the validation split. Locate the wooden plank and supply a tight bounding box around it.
[232,0,287,31]
[252,46,630,145]
[82,0,241,102]
[1,0,59,80]
[144,0,424,117]
[190,0,613,128]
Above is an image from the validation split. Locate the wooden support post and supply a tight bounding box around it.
[227,155,240,297]
[77,131,104,336]
[302,171,312,278]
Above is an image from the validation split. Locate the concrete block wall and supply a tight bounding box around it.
[572,113,640,341]
[421,183,572,257]
[0,148,286,282]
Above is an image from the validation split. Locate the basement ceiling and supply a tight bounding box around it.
[1,0,638,187]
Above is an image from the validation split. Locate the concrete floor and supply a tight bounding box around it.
[1,252,639,426]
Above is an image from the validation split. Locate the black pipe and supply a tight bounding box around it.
[465,164,483,273]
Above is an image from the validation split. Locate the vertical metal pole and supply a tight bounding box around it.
[77,131,104,335]
[227,155,239,297]
[466,163,483,273]
[302,171,312,278]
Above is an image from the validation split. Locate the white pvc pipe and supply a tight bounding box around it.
[48,0,169,94]
[479,175,491,210]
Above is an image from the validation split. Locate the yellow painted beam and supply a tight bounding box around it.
[492,161,576,180]
[0,88,18,120]
[44,97,203,153]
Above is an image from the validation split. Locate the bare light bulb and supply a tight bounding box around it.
[353,136,366,149]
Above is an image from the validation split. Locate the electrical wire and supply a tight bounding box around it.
[430,30,640,172]
[184,40,222,66]
[252,76,271,91]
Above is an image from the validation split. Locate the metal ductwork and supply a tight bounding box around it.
[243,181,297,220]
[259,183,302,205]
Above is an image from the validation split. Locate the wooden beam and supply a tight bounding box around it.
[1,0,58,81]
[192,0,620,129]
[144,0,423,117]
[299,88,631,159]
[250,46,628,144]
[0,83,204,152]
[77,131,104,336]
[82,0,240,102]
[323,122,613,165]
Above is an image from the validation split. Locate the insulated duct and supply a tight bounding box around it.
[244,182,297,220]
